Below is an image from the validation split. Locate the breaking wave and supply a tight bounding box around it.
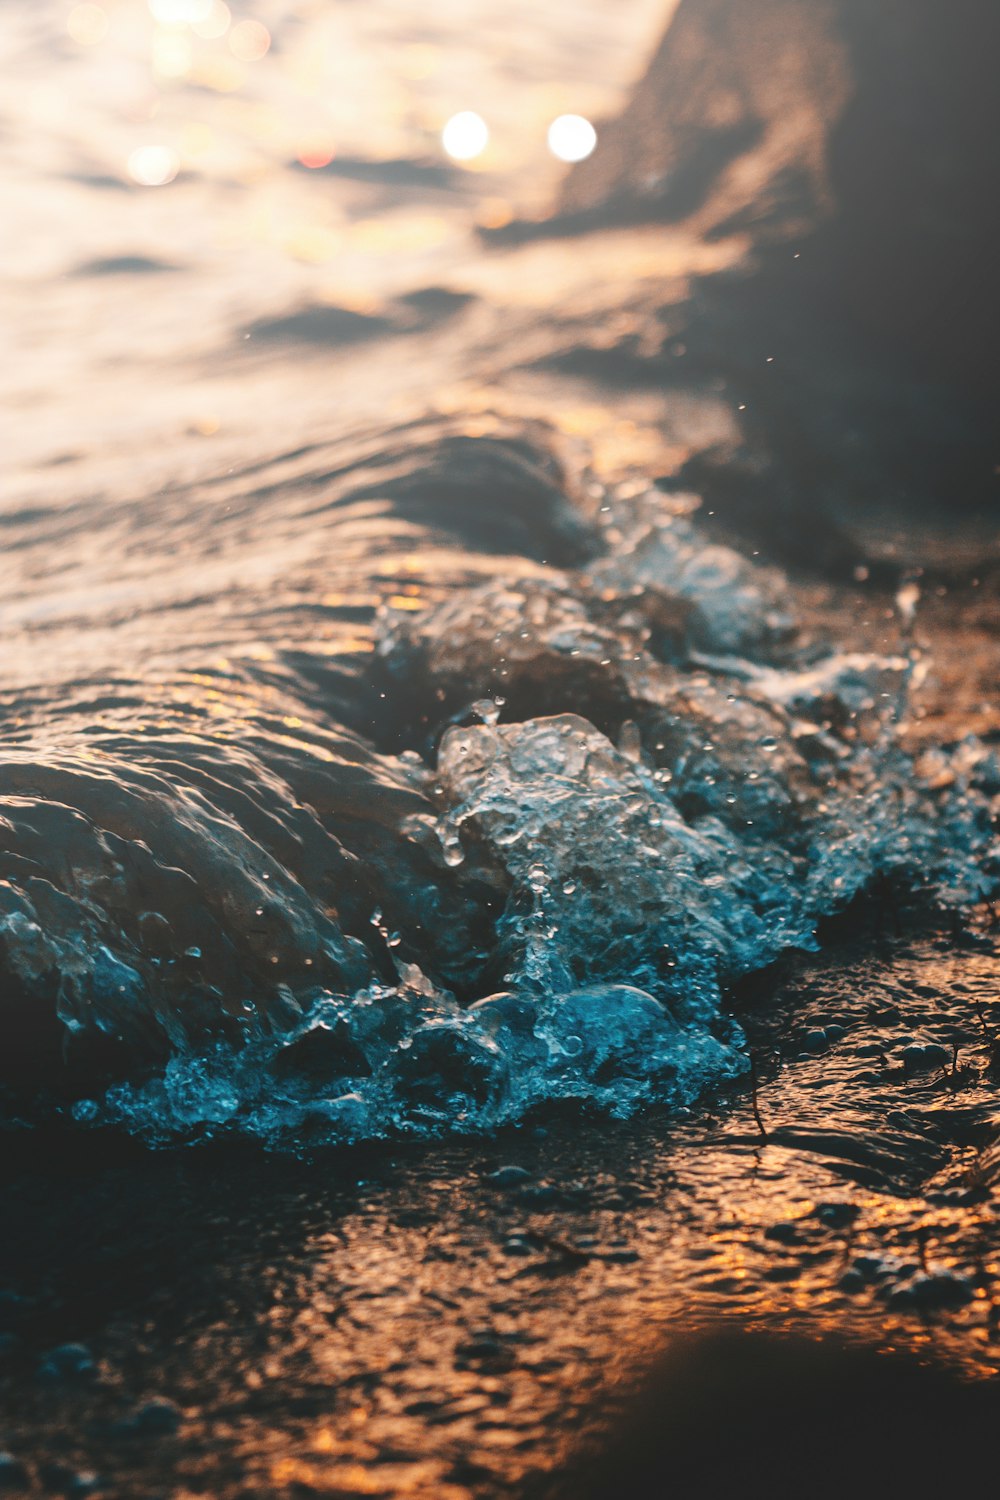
[1,428,996,1146]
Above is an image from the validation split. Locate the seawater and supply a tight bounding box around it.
[2,449,995,1146]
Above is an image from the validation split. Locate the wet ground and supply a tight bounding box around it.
[3,926,1000,1498]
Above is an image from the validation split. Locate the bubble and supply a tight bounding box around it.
[442,111,489,162]
[127,145,180,187]
[547,114,597,163]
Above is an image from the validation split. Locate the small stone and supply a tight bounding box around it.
[132,1397,182,1434]
[816,1202,859,1230]
[66,1472,101,1497]
[803,1029,829,1053]
[764,1221,802,1244]
[37,1343,95,1382]
[487,1165,532,1188]
[901,1043,950,1072]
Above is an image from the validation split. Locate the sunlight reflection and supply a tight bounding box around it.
[548,113,597,162]
[441,110,489,162]
[127,143,180,185]
[192,0,231,40]
[148,0,213,22]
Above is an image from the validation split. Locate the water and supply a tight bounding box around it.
[2,2,998,1153]
[2,455,995,1146]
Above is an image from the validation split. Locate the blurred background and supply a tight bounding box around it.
[4,0,690,493]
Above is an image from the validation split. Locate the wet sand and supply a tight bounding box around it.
[3,921,1000,1497]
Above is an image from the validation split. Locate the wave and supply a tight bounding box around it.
[1,426,996,1146]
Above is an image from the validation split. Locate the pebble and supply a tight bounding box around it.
[803,1029,829,1053]
[764,1221,802,1244]
[901,1043,951,1072]
[500,1238,533,1257]
[487,1166,532,1188]
[131,1397,182,1435]
[816,1202,859,1230]
[36,1343,95,1382]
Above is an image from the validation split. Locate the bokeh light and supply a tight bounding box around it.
[127,144,180,186]
[547,113,597,162]
[191,0,230,39]
[152,30,193,78]
[67,3,109,46]
[296,138,336,170]
[148,0,213,22]
[228,18,271,62]
[441,111,489,162]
